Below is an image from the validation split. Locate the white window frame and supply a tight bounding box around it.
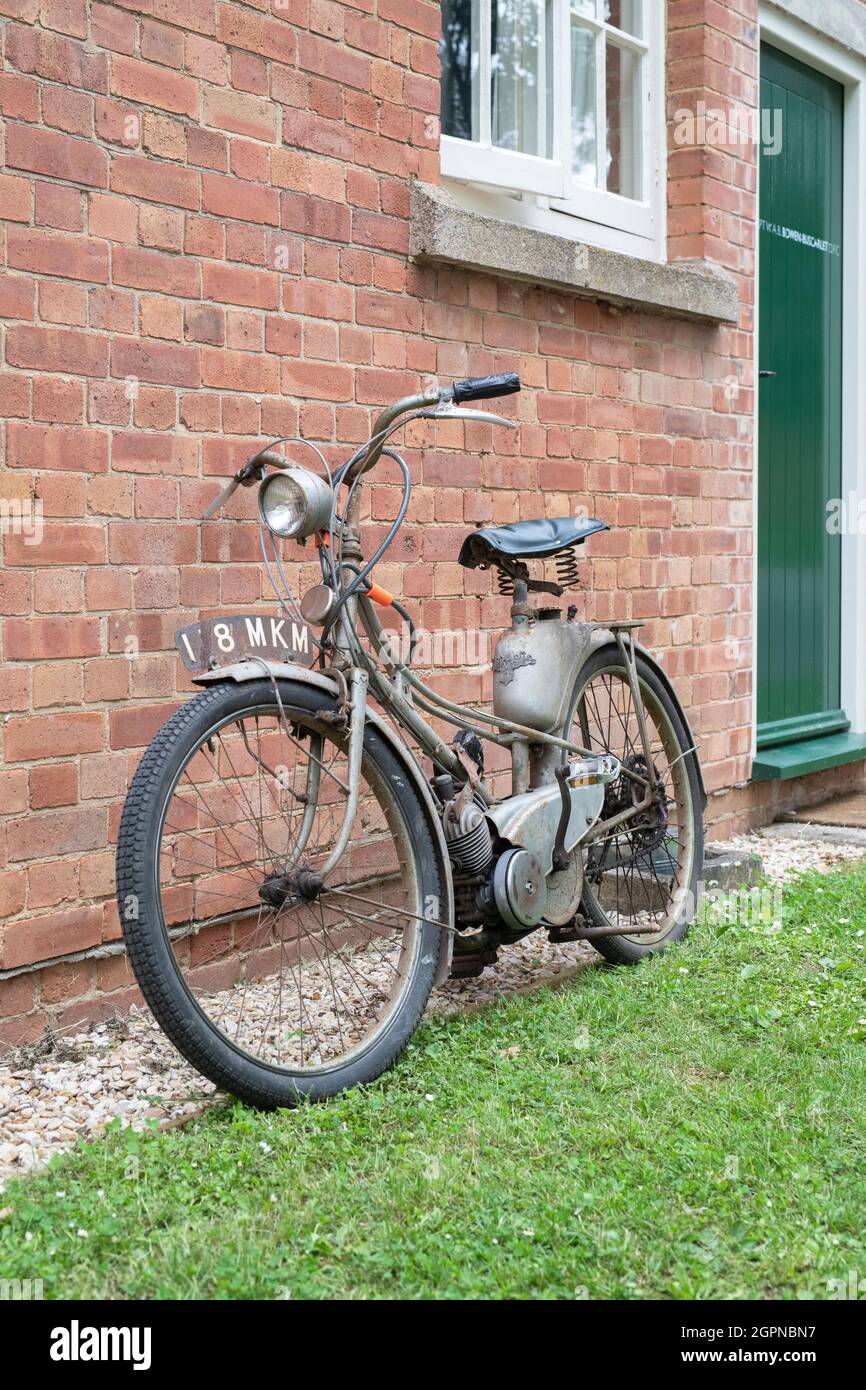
[440,1,665,259]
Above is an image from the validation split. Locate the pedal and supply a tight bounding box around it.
[449,941,498,979]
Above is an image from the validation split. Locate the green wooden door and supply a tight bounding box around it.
[757,46,844,751]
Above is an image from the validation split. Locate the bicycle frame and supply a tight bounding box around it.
[205,377,705,898]
[310,387,660,823]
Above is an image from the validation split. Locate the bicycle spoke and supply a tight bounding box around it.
[152,703,427,1075]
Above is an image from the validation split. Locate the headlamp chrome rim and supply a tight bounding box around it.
[258,467,333,541]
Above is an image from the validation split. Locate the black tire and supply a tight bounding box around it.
[568,646,704,965]
[116,678,449,1108]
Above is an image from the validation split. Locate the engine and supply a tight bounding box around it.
[442,796,547,933]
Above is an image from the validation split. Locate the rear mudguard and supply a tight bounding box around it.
[192,660,455,983]
[582,632,708,812]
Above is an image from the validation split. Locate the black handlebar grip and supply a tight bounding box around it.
[452,372,521,405]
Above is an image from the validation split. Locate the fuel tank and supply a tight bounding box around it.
[492,615,594,735]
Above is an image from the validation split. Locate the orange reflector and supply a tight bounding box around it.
[366,581,394,608]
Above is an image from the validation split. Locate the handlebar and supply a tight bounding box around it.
[203,376,522,519]
[344,373,522,486]
[452,372,521,405]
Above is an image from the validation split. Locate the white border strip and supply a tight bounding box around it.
[756,3,866,748]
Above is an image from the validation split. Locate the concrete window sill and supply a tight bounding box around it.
[410,183,740,325]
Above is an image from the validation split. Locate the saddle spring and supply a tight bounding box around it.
[555,545,580,589]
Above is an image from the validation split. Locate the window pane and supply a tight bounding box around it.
[605,40,642,198]
[491,1,551,159]
[604,0,642,38]
[570,23,597,185]
[441,0,477,141]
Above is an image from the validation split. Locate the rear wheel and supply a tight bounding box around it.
[116,678,448,1107]
[566,647,704,963]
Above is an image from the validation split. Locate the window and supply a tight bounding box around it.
[440,1,663,250]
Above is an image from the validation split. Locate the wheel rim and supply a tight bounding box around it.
[152,702,425,1076]
[569,665,695,944]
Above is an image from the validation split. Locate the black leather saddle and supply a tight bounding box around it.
[458,516,609,571]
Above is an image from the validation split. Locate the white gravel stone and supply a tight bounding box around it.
[1,829,862,1190]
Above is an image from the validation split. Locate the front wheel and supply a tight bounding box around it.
[116,678,449,1108]
[565,646,704,964]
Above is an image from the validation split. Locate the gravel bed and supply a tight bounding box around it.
[726,830,866,885]
[2,829,863,1189]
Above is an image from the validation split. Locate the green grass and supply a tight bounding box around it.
[2,863,866,1300]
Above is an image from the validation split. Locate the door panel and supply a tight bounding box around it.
[757,45,844,750]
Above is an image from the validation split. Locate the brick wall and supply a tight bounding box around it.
[0,0,855,1043]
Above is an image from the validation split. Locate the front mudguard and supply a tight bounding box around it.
[193,660,456,983]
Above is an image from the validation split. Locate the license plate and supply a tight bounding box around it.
[175,614,314,673]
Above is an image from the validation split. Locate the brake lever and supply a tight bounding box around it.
[201,451,283,521]
[420,405,518,428]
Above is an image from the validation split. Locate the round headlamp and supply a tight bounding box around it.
[259,467,332,541]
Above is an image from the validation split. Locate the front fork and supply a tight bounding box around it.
[283,665,369,877]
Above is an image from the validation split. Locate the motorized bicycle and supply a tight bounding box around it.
[116,373,705,1107]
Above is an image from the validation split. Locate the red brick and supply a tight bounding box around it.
[112,245,200,298]
[34,180,84,231]
[5,123,107,186]
[202,262,280,310]
[184,303,225,346]
[0,71,40,121]
[109,522,197,566]
[0,373,30,417]
[201,346,279,393]
[89,287,135,332]
[111,337,201,388]
[5,523,105,567]
[139,204,182,253]
[216,4,298,64]
[92,1,136,54]
[88,192,137,242]
[0,971,32,1017]
[7,420,109,471]
[0,172,31,221]
[0,276,36,320]
[7,225,109,282]
[40,959,93,1003]
[38,0,88,39]
[29,762,78,809]
[202,172,280,225]
[110,153,199,209]
[32,376,84,423]
[39,279,87,325]
[7,324,109,377]
[187,34,228,85]
[4,615,101,661]
[6,25,108,93]
[204,87,277,142]
[110,56,199,117]
[141,18,184,68]
[2,905,103,969]
[109,700,179,750]
[282,359,354,401]
[112,431,197,475]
